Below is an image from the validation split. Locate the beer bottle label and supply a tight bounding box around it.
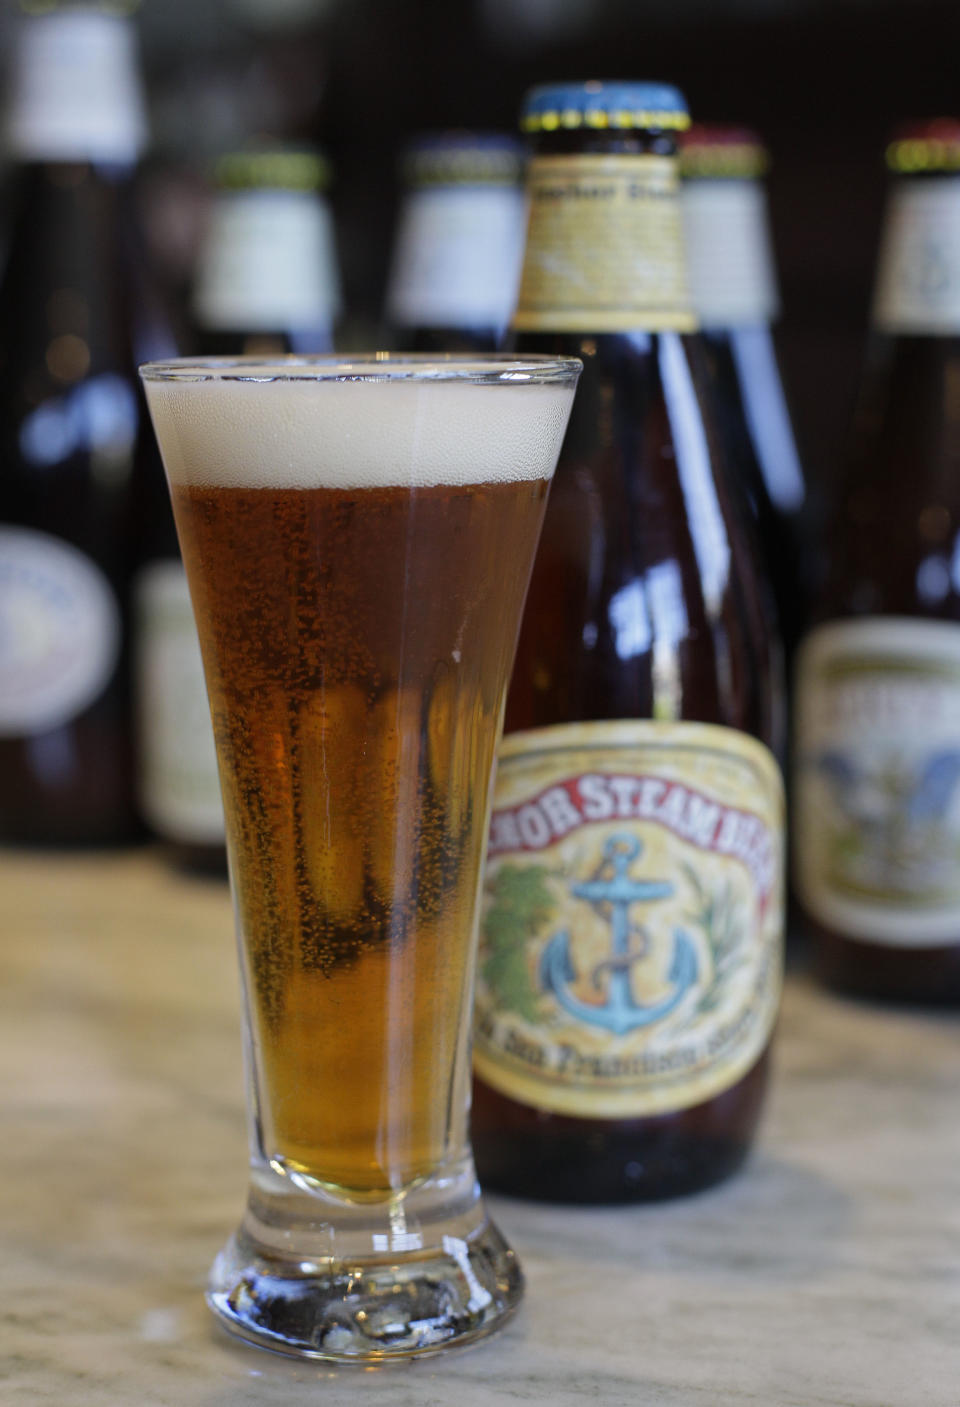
[0,525,120,735]
[794,617,960,945]
[193,190,342,335]
[681,178,780,329]
[134,559,225,844]
[386,184,527,333]
[872,177,960,334]
[6,9,147,165]
[474,720,783,1118]
[513,154,696,334]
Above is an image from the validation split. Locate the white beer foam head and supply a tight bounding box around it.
[143,366,577,489]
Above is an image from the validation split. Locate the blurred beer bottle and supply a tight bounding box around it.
[192,146,340,355]
[134,147,341,875]
[680,125,807,657]
[471,82,785,1202]
[0,0,149,844]
[384,132,526,352]
[793,121,960,1004]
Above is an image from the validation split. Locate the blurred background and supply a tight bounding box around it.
[3,0,960,861]
[3,0,958,497]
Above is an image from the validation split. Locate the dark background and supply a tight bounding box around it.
[309,0,956,511]
[7,0,959,506]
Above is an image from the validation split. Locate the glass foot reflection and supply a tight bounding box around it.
[207,1212,522,1361]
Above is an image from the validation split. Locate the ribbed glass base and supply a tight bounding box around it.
[206,1164,523,1361]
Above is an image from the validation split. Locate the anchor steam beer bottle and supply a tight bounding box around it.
[385,133,527,352]
[793,121,960,1004]
[0,0,149,843]
[470,82,785,1202]
[680,126,807,658]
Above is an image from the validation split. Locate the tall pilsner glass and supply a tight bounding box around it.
[140,355,580,1361]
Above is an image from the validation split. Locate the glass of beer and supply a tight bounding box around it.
[139,354,580,1361]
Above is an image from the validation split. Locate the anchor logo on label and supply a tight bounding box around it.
[539,833,699,1035]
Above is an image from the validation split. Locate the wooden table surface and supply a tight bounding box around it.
[2,848,959,1406]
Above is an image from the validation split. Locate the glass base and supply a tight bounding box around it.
[207,1162,523,1361]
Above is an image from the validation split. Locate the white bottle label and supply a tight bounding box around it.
[0,525,120,735]
[5,11,147,165]
[681,179,780,328]
[387,184,527,334]
[872,177,960,334]
[135,559,225,845]
[794,617,960,944]
[193,190,341,334]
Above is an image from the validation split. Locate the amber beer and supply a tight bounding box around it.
[144,363,574,1201]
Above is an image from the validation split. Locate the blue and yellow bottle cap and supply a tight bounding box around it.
[521,81,690,135]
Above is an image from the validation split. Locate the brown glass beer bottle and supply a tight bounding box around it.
[470,82,785,1202]
[792,121,960,1004]
[680,125,807,659]
[0,0,150,844]
[384,133,527,353]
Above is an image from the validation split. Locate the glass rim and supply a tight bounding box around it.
[138,353,583,386]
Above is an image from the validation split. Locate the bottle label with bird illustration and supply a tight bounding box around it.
[473,719,784,1118]
[794,616,960,944]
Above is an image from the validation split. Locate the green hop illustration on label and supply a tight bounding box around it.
[482,864,555,1021]
[681,862,745,1017]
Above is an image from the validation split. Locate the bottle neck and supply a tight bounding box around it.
[513,144,695,334]
[681,178,779,330]
[5,9,147,167]
[386,182,527,336]
[872,174,960,336]
[192,188,341,335]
